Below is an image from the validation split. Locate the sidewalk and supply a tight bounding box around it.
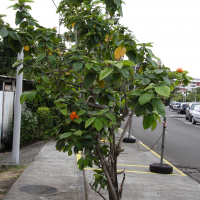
[2,129,200,200]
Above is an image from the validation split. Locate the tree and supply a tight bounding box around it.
[0,40,17,76]
[1,1,192,199]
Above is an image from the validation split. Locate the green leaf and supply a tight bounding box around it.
[112,73,121,82]
[48,55,57,65]
[129,90,142,96]
[45,90,51,94]
[126,50,139,64]
[141,77,150,85]
[139,92,154,105]
[84,73,96,89]
[113,0,121,7]
[151,120,157,131]
[85,63,93,69]
[114,62,123,69]
[85,117,96,128]
[42,76,49,84]
[99,68,113,81]
[74,130,82,136]
[154,69,164,74]
[74,118,82,124]
[24,91,36,101]
[74,22,82,30]
[170,84,175,92]
[143,115,155,130]
[36,53,46,62]
[151,98,166,118]
[155,86,170,97]
[75,141,82,150]
[105,113,116,122]
[15,17,24,25]
[59,132,73,139]
[78,110,86,116]
[46,41,53,49]
[135,102,148,117]
[20,93,27,105]
[8,30,18,40]
[93,118,103,131]
[73,62,83,71]
[60,109,68,115]
[119,60,135,66]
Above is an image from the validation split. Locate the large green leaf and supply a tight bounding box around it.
[105,113,116,122]
[126,50,139,64]
[85,63,93,69]
[99,68,113,81]
[139,92,154,105]
[36,53,46,62]
[42,76,49,84]
[143,115,155,130]
[135,102,148,117]
[73,62,83,71]
[113,0,121,7]
[59,132,73,139]
[93,118,103,132]
[74,130,82,136]
[85,117,96,128]
[74,22,82,30]
[119,60,135,66]
[84,73,96,89]
[155,86,170,97]
[151,98,166,117]
[141,77,150,85]
[48,55,57,65]
[60,108,68,115]
[8,30,18,40]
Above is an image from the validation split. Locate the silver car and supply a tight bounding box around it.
[172,102,181,110]
[192,105,200,124]
[186,103,200,122]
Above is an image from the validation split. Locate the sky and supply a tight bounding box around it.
[1,0,200,79]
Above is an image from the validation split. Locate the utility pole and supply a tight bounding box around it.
[12,50,23,164]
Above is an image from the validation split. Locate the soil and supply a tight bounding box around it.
[0,141,46,199]
[0,165,27,200]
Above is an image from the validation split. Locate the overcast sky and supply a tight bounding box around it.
[1,0,200,79]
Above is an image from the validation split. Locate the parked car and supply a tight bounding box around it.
[177,103,189,114]
[186,103,200,121]
[169,101,176,109]
[191,105,200,124]
[172,102,181,110]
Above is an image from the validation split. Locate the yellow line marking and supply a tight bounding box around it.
[117,164,149,167]
[84,168,185,176]
[77,151,82,163]
[139,142,186,176]
[119,128,123,132]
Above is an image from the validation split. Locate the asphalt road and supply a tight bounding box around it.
[121,106,200,184]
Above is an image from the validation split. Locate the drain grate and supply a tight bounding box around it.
[179,168,199,173]
[19,185,58,194]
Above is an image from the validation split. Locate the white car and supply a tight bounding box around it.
[192,105,200,124]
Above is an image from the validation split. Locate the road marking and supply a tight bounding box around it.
[77,151,82,163]
[117,164,148,167]
[139,142,187,176]
[84,167,185,176]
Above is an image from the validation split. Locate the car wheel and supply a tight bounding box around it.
[186,115,188,120]
[123,137,136,143]
[189,115,192,122]
[192,117,196,125]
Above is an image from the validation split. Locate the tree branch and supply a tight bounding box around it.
[87,103,106,109]
[117,110,134,150]
[118,173,125,200]
[89,183,106,200]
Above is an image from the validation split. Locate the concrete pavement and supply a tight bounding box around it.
[2,127,200,200]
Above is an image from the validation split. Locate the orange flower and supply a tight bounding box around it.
[70,111,79,121]
[176,68,183,73]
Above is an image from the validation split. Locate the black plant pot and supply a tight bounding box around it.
[150,163,173,174]
[123,137,136,143]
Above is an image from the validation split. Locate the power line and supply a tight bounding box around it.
[51,0,58,8]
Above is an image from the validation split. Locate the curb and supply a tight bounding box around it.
[78,169,86,200]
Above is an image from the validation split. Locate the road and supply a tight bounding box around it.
[121,107,200,183]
